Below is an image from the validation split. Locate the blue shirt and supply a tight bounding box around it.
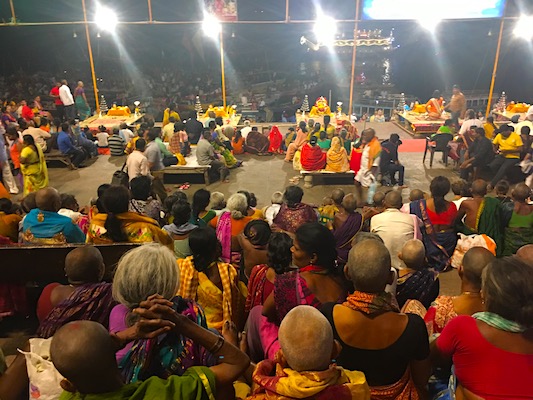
[22,209,85,243]
[57,131,76,154]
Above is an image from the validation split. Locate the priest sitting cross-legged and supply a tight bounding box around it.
[248,305,370,400]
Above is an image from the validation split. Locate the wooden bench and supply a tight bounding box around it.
[0,243,140,284]
[300,170,355,188]
[44,149,73,168]
[163,165,211,185]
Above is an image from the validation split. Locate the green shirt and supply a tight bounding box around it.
[59,367,215,400]
[317,139,331,150]
[155,137,173,158]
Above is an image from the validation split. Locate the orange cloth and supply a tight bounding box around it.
[233,137,244,154]
[209,215,254,236]
[0,212,22,242]
[0,183,9,200]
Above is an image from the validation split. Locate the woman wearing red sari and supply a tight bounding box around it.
[300,136,326,171]
[268,126,283,154]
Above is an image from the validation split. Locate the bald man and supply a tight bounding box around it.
[36,246,107,324]
[396,239,439,308]
[371,190,421,269]
[457,179,503,255]
[252,305,370,399]
[22,188,85,244]
[516,244,533,266]
[51,304,249,398]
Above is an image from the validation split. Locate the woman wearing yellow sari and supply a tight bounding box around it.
[177,227,246,332]
[162,103,181,127]
[19,134,48,195]
[326,136,350,172]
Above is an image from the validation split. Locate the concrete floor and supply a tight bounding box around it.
[44,121,461,296]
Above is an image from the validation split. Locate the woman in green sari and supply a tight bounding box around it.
[74,81,91,120]
[19,135,48,195]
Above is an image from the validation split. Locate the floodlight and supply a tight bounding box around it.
[418,17,441,33]
[203,14,222,39]
[313,15,337,46]
[134,101,140,107]
[95,5,118,32]
[514,15,533,40]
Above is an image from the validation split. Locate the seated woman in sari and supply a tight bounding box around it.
[410,176,457,272]
[19,134,48,196]
[321,239,431,399]
[209,193,256,264]
[128,176,163,224]
[425,90,444,120]
[245,232,292,314]
[245,127,270,155]
[332,194,363,266]
[162,200,198,259]
[37,246,116,338]
[237,220,271,281]
[431,258,533,399]
[87,185,172,247]
[503,183,533,256]
[284,124,308,162]
[190,188,216,227]
[326,136,350,172]
[109,243,216,383]
[232,130,245,155]
[300,136,326,171]
[267,126,283,154]
[272,185,317,234]
[177,228,246,332]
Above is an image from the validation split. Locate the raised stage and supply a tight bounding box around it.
[81,113,145,131]
[394,111,451,136]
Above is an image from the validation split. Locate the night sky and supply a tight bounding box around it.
[0,0,532,102]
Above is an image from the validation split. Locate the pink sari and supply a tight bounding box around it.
[215,212,241,265]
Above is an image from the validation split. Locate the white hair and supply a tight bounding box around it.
[112,243,178,308]
[209,191,226,210]
[271,191,283,205]
[279,305,333,372]
[227,193,248,220]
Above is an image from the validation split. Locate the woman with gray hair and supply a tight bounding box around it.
[109,243,215,383]
[209,192,259,263]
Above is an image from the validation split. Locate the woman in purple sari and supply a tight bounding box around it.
[332,193,363,266]
[272,185,317,234]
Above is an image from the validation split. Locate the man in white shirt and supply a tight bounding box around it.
[240,120,252,140]
[119,123,134,144]
[126,138,150,181]
[371,190,421,270]
[59,80,75,120]
[458,109,483,136]
[20,120,51,151]
[162,117,176,143]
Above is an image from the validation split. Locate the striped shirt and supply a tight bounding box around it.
[108,135,125,156]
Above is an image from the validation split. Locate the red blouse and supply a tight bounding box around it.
[437,315,533,399]
[426,202,457,226]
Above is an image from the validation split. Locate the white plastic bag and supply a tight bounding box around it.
[19,338,63,400]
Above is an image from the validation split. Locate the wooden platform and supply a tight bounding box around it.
[44,149,73,168]
[81,113,144,131]
[162,147,211,185]
[300,170,355,188]
[394,112,450,136]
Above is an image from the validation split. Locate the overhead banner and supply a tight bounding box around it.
[205,0,238,21]
[362,0,506,20]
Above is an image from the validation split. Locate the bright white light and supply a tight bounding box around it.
[203,14,222,39]
[418,17,441,33]
[134,101,140,107]
[314,15,337,46]
[95,5,118,32]
[514,15,533,40]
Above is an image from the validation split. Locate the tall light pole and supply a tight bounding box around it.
[348,0,361,116]
[81,0,100,112]
[203,14,226,108]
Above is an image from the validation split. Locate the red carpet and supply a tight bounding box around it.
[398,139,426,153]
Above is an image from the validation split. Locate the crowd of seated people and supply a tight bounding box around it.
[1,134,533,400]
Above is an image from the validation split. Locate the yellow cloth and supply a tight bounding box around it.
[87,211,172,246]
[163,109,181,127]
[326,137,350,172]
[493,132,523,159]
[20,144,49,196]
[177,257,242,332]
[0,212,22,242]
[483,122,495,140]
[325,124,336,139]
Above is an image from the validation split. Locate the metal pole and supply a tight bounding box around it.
[348,0,361,116]
[485,14,506,118]
[8,0,16,22]
[285,0,289,22]
[82,0,100,112]
[220,30,227,108]
[147,0,153,23]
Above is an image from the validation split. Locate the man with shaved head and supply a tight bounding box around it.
[502,183,533,255]
[36,245,115,338]
[322,240,431,397]
[425,247,494,335]
[21,187,85,244]
[252,305,370,399]
[516,244,533,266]
[50,298,249,399]
[457,179,503,255]
[333,193,363,267]
[370,190,421,269]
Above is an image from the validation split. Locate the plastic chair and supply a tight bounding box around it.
[423,133,453,167]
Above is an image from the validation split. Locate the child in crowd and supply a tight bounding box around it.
[451,179,471,209]
[263,191,283,225]
[495,180,512,204]
[318,197,338,228]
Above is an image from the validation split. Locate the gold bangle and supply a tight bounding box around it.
[208,336,224,354]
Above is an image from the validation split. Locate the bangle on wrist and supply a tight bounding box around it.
[208,336,224,354]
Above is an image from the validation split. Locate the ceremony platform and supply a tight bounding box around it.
[81,113,145,131]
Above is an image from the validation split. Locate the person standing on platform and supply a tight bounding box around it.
[49,81,64,121]
[59,80,75,120]
[354,128,381,206]
[185,115,203,144]
[445,84,466,125]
